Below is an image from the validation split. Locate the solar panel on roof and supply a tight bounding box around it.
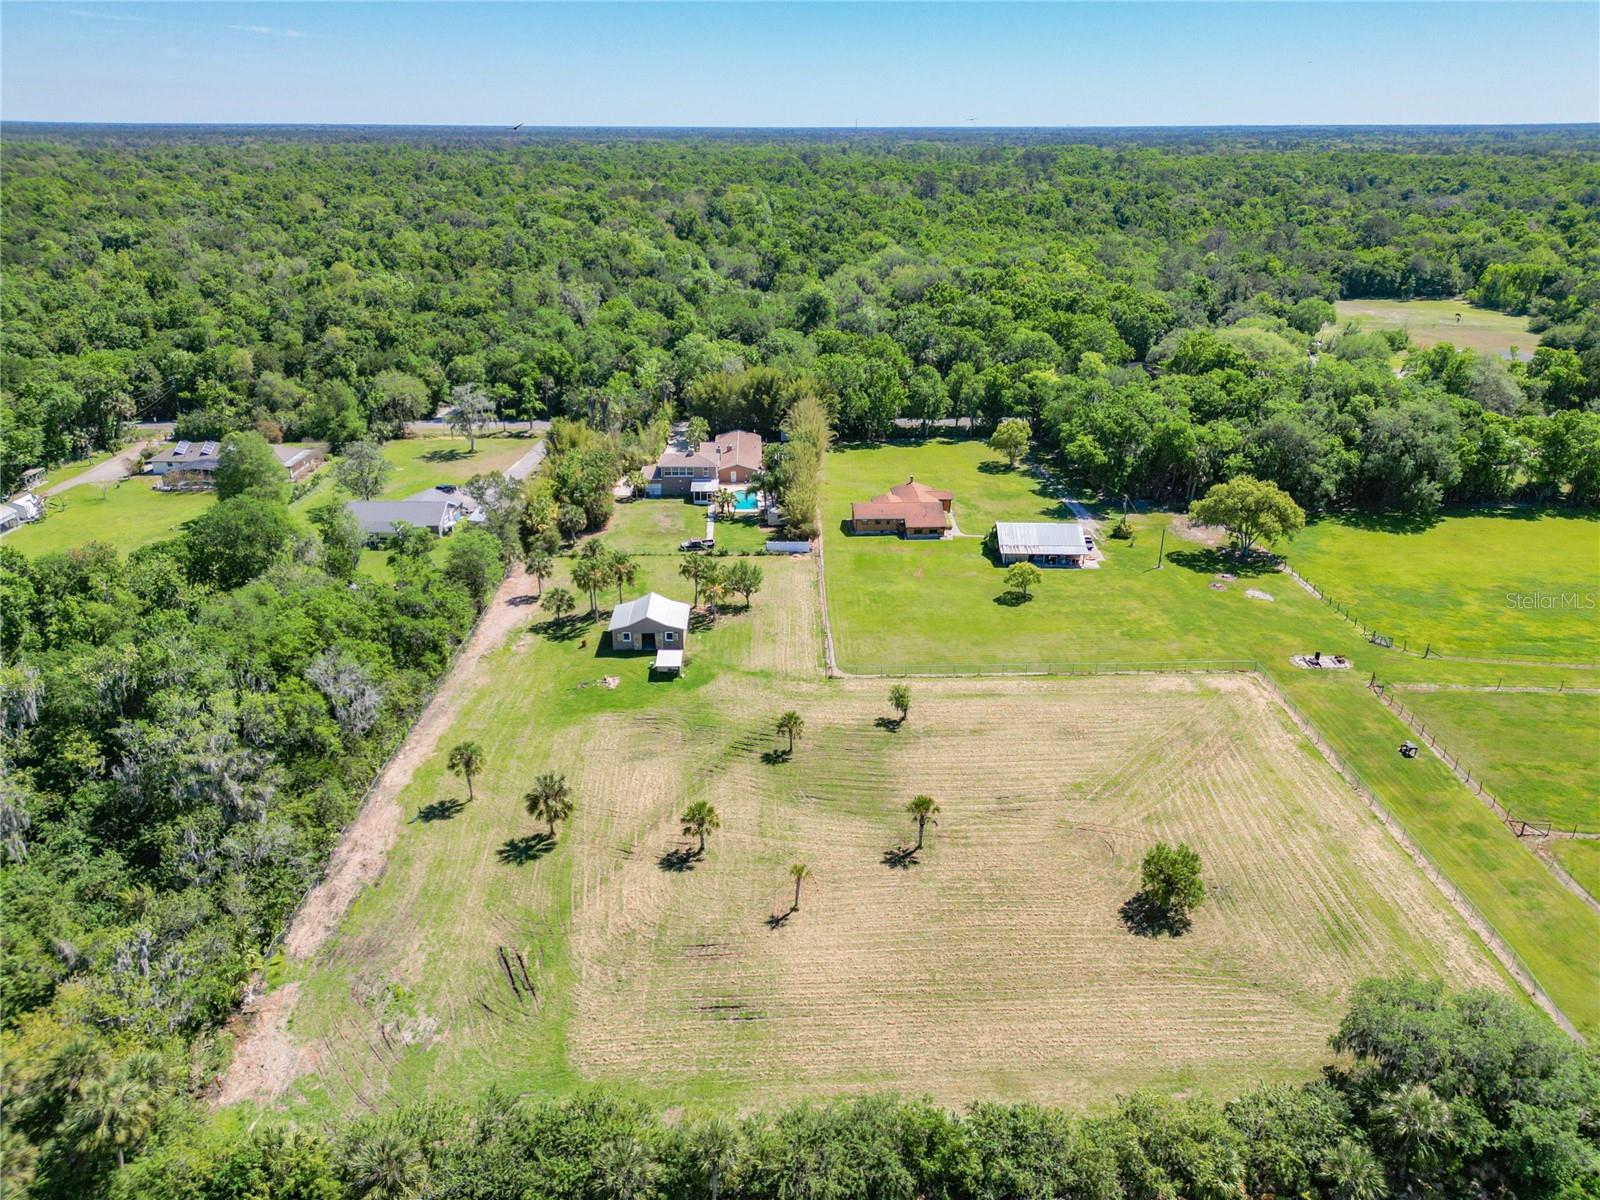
[200,441,218,455]
[174,440,191,454]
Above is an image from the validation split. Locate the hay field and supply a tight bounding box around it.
[268,555,1503,1118]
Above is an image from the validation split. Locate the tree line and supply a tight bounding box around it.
[109,978,1600,1200]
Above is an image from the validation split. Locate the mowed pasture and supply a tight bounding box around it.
[821,440,1600,1035]
[260,548,1504,1121]
[1331,298,1535,359]
[1291,512,1600,662]
[602,496,773,556]
[1385,687,1600,830]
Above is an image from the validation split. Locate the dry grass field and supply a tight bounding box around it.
[257,551,1503,1120]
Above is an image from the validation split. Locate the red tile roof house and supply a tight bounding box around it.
[645,431,763,499]
[849,478,954,538]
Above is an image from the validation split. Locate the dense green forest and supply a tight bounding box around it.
[4,130,1599,510]
[3,129,1600,1197]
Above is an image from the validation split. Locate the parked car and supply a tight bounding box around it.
[679,537,714,551]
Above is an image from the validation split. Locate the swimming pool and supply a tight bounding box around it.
[731,490,762,512]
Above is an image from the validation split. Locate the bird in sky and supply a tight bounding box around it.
[510,122,524,131]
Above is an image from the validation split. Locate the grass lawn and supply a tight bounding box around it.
[822,439,1600,1035]
[1289,511,1600,661]
[1330,298,1535,359]
[39,447,121,489]
[376,435,534,498]
[2,478,212,558]
[1385,688,1600,829]
[1551,840,1600,900]
[255,554,1500,1122]
[602,497,773,557]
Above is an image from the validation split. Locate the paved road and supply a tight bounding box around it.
[45,441,154,496]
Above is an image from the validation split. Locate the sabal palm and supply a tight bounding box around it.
[63,1073,157,1170]
[526,550,553,595]
[789,862,812,911]
[524,772,572,835]
[680,800,720,854]
[447,741,485,801]
[1374,1082,1453,1176]
[906,794,940,850]
[776,710,804,753]
[597,1135,662,1200]
[678,555,705,606]
[688,1117,741,1200]
[571,556,608,615]
[610,550,637,601]
[344,1125,428,1200]
[1323,1138,1387,1200]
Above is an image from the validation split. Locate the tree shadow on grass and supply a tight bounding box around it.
[508,594,539,607]
[498,832,554,866]
[977,459,1020,475]
[534,615,589,643]
[881,846,919,870]
[761,747,793,765]
[415,798,466,823]
[1166,548,1280,578]
[993,590,1031,607]
[420,447,471,463]
[874,715,905,733]
[657,846,702,873]
[1119,892,1192,938]
[765,908,796,930]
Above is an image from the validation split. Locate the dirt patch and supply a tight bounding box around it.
[217,566,538,1105]
[214,984,316,1107]
[1246,588,1275,602]
[1172,515,1227,547]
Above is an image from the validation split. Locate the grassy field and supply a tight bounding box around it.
[1,478,212,557]
[258,553,1501,1120]
[1385,688,1600,829]
[1290,512,1600,661]
[375,434,533,498]
[1551,840,1600,900]
[602,497,773,556]
[1331,298,1535,359]
[821,439,1600,1035]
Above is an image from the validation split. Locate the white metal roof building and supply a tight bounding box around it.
[994,521,1091,566]
[608,592,691,654]
[346,499,460,539]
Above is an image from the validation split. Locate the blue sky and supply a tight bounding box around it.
[3,2,1597,126]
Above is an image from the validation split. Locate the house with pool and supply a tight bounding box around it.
[645,430,763,503]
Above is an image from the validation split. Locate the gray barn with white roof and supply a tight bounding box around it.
[994,521,1091,567]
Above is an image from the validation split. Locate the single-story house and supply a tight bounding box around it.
[346,499,460,541]
[849,477,954,538]
[407,485,486,523]
[149,440,325,483]
[994,521,1090,567]
[148,439,222,477]
[607,592,691,655]
[646,430,763,498]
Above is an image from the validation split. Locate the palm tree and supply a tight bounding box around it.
[906,794,940,851]
[680,800,720,855]
[788,862,812,912]
[701,562,727,620]
[1322,1138,1387,1200]
[526,549,553,596]
[678,554,706,607]
[343,1124,429,1200]
[687,1118,742,1200]
[1373,1082,1453,1183]
[542,585,576,621]
[776,710,804,754]
[62,1072,157,1171]
[524,772,573,836]
[609,549,638,601]
[447,740,486,802]
[888,683,911,724]
[712,489,737,518]
[571,555,608,617]
[596,1134,662,1200]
